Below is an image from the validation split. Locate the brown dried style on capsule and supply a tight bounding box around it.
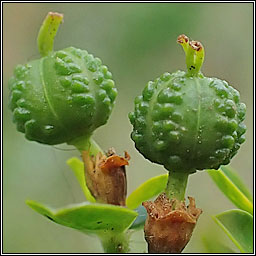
[177,34,189,44]
[189,40,203,51]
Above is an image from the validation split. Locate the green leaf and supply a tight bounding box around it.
[213,209,253,253]
[66,157,96,203]
[202,235,236,253]
[220,166,253,202]
[207,167,253,215]
[26,199,56,222]
[126,174,168,209]
[26,200,138,234]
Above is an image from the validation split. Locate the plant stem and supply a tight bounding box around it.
[37,12,63,57]
[177,34,205,77]
[165,171,189,201]
[99,231,130,253]
[68,135,104,155]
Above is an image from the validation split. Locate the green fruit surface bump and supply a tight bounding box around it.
[129,70,246,173]
[9,47,117,145]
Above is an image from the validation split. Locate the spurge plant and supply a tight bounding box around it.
[8,12,247,253]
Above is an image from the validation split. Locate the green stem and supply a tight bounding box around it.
[177,34,205,77]
[99,231,130,253]
[68,135,104,155]
[165,171,189,201]
[37,12,63,57]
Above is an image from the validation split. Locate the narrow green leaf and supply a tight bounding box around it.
[66,157,96,203]
[26,200,56,222]
[55,203,138,233]
[202,235,236,253]
[126,174,168,209]
[26,200,138,234]
[220,166,253,202]
[213,209,253,253]
[207,168,253,215]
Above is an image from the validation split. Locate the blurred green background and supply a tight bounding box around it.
[3,3,253,253]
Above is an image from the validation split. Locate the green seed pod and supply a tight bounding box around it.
[8,12,117,145]
[129,35,246,174]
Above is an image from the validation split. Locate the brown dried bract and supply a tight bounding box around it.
[82,149,130,206]
[143,193,202,253]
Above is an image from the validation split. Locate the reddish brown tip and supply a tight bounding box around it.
[99,154,129,172]
[177,34,189,44]
[47,12,64,23]
[189,40,203,51]
[48,12,63,18]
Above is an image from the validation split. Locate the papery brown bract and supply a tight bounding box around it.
[82,149,130,206]
[143,193,202,253]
